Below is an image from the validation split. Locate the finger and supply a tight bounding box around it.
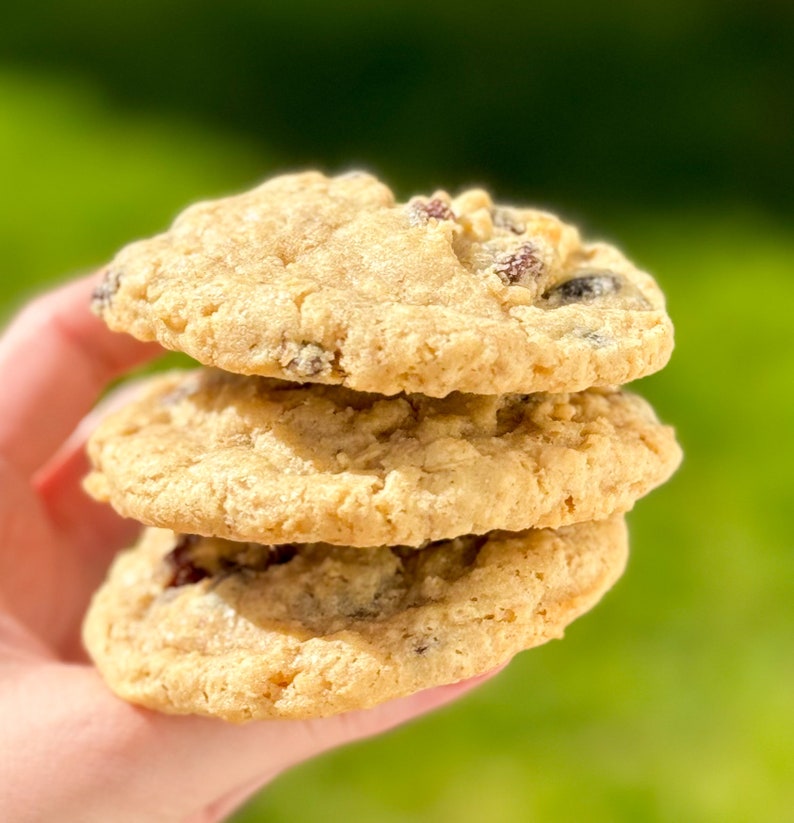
[2,662,505,823]
[37,376,155,559]
[166,666,507,823]
[31,380,156,660]
[0,451,130,661]
[171,667,504,822]
[184,775,270,823]
[185,673,504,823]
[39,442,140,565]
[0,272,160,477]
[0,456,65,648]
[33,441,141,662]
[0,610,57,663]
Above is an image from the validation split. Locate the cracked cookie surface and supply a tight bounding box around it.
[82,517,628,720]
[93,171,673,397]
[84,369,681,547]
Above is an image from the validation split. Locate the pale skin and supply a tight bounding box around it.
[0,274,502,823]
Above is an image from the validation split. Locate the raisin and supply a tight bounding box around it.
[285,342,332,378]
[91,268,123,311]
[409,198,454,224]
[165,536,298,587]
[543,271,622,305]
[493,243,544,287]
[164,535,208,588]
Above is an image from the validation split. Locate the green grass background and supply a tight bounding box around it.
[1,7,792,819]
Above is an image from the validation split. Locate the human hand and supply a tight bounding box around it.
[0,274,501,823]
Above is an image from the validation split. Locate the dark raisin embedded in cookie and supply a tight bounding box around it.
[493,243,544,287]
[285,342,334,378]
[408,198,455,224]
[543,271,623,306]
[91,268,124,312]
[164,535,207,588]
[165,537,298,588]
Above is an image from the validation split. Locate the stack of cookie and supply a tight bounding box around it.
[82,172,681,721]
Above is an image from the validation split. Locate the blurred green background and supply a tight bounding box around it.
[2,2,792,821]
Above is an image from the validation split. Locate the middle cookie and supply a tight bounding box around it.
[85,370,681,547]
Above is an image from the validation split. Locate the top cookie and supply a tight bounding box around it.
[93,171,673,397]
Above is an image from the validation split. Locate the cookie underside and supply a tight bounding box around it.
[83,517,628,721]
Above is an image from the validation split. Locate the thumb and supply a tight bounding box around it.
[185,666,505,823]
[4,660,503,823]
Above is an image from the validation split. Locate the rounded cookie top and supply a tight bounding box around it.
[93,171,673,397]
[82,517,629,720]
[84,369,682,547]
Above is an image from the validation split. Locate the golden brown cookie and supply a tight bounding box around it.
[82,517,629,721]
[84,370,682,547]
[93,171,673,397]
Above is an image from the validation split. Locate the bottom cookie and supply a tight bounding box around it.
[83,517,628,721]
